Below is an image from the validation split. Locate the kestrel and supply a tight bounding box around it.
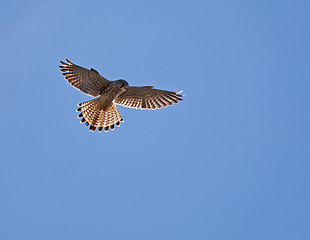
[59,59,183,132]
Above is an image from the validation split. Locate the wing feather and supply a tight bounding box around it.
[59,59,110,97]
[115,86,183,110]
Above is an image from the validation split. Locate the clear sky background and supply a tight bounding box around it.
[1,0,309,239]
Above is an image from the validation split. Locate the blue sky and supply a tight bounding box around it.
[1,0,310,239]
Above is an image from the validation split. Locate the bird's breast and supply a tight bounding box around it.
[97,94,114,111]
[98,88,124,110]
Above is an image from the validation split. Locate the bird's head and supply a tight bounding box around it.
[111,79,129,89]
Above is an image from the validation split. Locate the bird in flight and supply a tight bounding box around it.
[59,59,183,132]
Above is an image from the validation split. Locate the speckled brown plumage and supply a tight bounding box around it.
[59,59,183,132]
[115,86,183,110]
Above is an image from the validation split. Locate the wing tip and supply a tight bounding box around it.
[65,58,73,64]
[59,59,73,66]
[176,90,185,97]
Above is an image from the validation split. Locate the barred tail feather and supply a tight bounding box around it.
[89,109,102,132]
[77,100,124,132]
[98,110,105,132]
[104,109,113,131]
[77,99,98,129]
[102,103,124,132]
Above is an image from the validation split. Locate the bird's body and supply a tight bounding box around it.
[96,80,127,110]
[59,59,183,132]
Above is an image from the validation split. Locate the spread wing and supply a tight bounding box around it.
[115,86,183,110]
[59,59,110,97]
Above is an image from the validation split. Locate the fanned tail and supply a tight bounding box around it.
[76,99,124,132]
[98,103,124,132]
